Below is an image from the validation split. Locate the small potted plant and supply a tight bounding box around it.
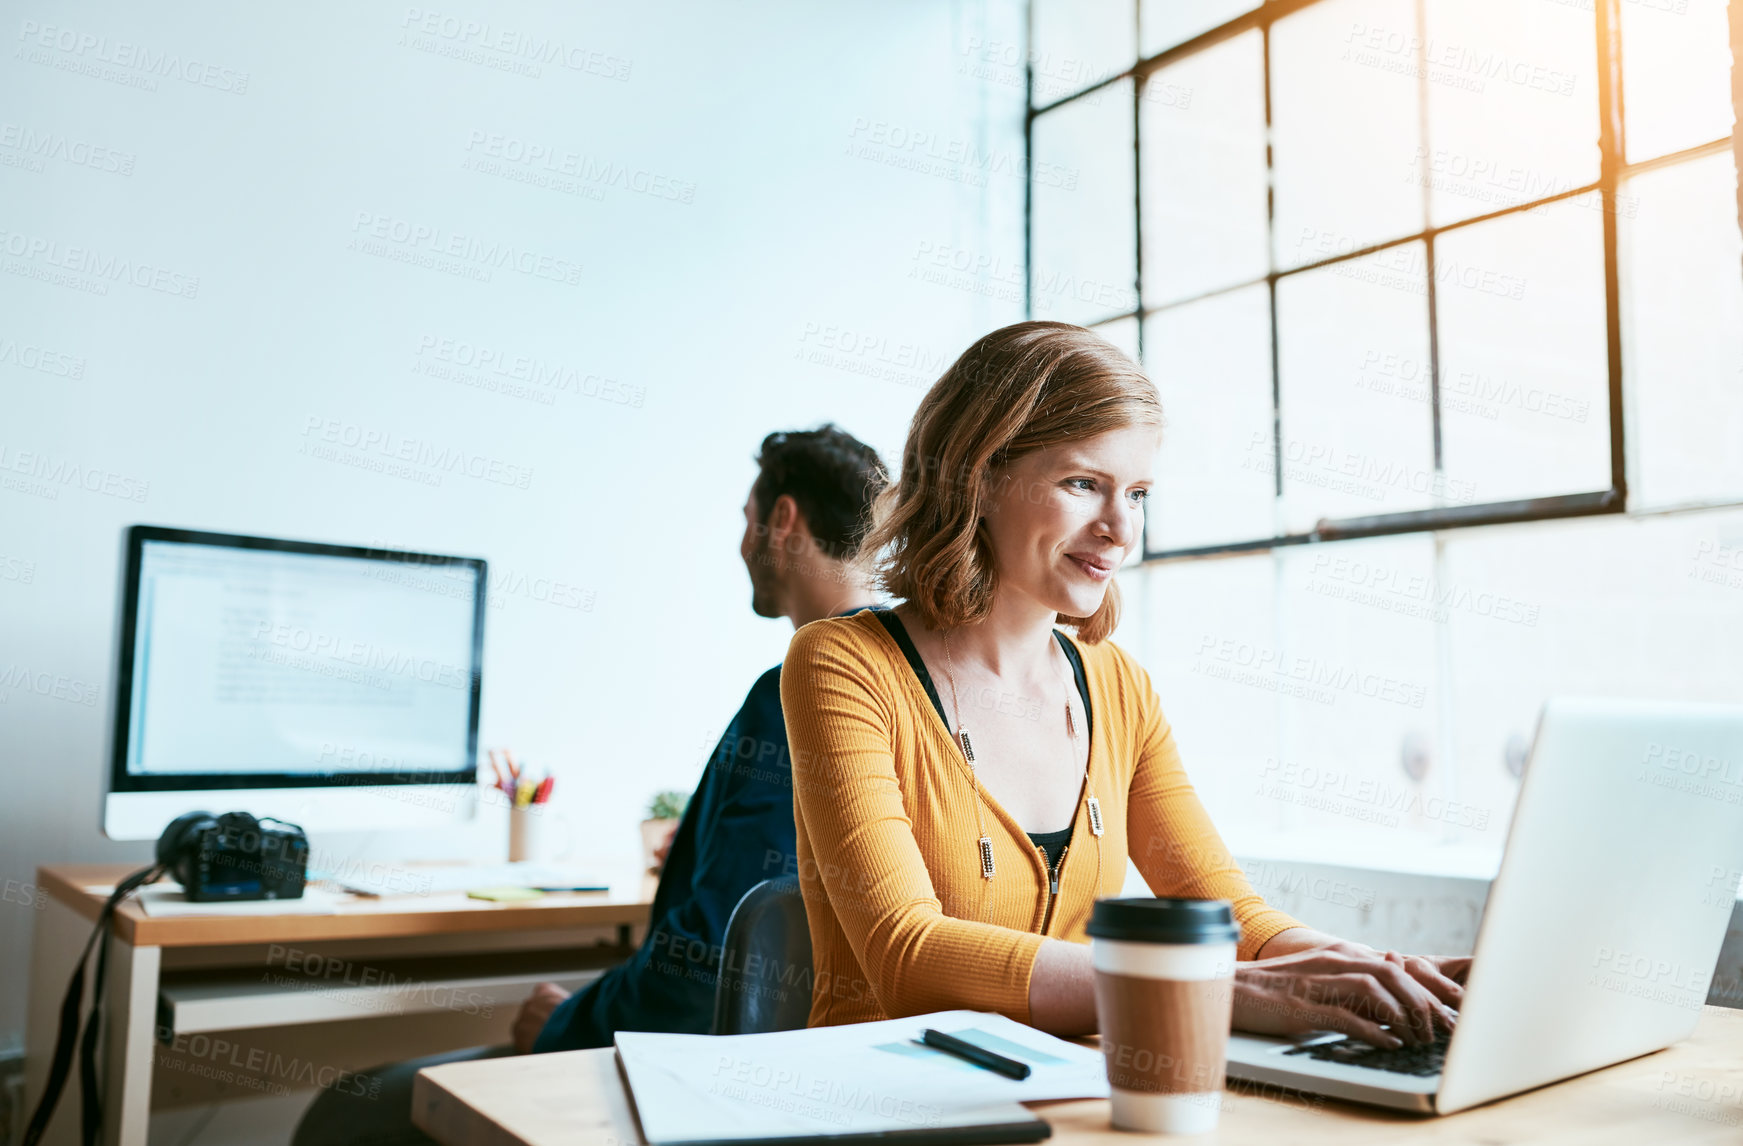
[641,789,689,872]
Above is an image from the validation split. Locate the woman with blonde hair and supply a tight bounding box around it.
[782,320,1466,1046]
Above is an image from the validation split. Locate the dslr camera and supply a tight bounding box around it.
[155,811,309,902]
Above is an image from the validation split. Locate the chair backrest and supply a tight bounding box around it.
[711,876,813,1036]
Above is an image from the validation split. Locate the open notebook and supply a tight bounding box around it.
[615,1010,1109,1145]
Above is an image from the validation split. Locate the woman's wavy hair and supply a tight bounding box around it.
[860,321,1162,644]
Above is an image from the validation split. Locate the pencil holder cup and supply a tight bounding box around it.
[508,805,543,862]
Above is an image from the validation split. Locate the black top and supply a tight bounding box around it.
[1026,825,1075,872]
[872,608,1092,869]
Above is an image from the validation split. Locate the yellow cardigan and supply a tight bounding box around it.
[781,609,1302,1028]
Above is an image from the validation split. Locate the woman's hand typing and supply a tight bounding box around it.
[1235,931,1469,1048]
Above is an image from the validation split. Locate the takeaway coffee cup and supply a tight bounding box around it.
[1087,897,1240,1135]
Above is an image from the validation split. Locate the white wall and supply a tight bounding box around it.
[0,0,1027,1051]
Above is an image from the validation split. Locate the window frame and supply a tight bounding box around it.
[1023,0,1736,561]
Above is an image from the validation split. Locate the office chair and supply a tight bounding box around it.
[711,876,814,1035]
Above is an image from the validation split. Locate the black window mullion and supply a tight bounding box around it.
[1262,20,1282,510]
[1424,235,1444,476]
[1595,0,1629,502]
[1022,0,1035,321]
[1140,179,1607,321]
[1019,0,1660,566]
[1412,0,1444,479]
[1133,22,1145,363]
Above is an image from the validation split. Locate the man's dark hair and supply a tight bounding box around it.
[751,424,889,561]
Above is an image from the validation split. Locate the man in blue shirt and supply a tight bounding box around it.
[293,425,886,1146]
[525,423,885,1049]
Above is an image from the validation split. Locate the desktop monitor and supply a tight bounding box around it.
[103,525,487,841]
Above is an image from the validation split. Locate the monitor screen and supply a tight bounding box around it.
[111,526,485,791]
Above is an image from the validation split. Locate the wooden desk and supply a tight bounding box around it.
[25,863,657,1146]
[412,1006,1743,1145]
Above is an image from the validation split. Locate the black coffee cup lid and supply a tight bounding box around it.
[1086,897,1241,944]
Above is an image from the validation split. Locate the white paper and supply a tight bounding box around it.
[616,1010,1108,1143]
[136,885,347,917]
[333,861,608,896]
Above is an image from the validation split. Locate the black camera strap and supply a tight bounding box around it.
[23,863,163,1146]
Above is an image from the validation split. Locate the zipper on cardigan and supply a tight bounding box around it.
[1037,844,1069,934]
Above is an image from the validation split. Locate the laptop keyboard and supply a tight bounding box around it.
[1283,1031,1450,1077]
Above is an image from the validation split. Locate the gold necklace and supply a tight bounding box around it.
[940,628,1103,881]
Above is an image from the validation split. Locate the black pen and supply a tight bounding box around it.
[919,1028,1032,1080]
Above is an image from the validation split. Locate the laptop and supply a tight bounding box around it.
[1225,697,1743,1115]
